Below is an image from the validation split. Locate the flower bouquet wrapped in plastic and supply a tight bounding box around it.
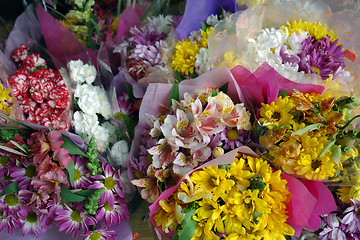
[0,114,131,239]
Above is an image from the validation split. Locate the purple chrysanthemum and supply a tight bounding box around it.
[54,204,96,238]
[83,226,117,240]
[10,162,36,190]
[340,199,360,235]
[88,163,125,208]
[18,207,51,238]
[95,200,129,227]
[0,209,20,234]
[72,156,92,189]
[219,127,251,150]
[318,213,347,240]
[298,35,345,80]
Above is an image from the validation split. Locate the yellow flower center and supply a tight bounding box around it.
[71,210,83,222]
[74,169,81,181]
[26,212,38,223]
[104,177,116,190]
[104,201,113,211]
[0,155,9,166]
[226,129,239,141]
[4,194,18,206]
[25,165,36,178]
[89,232,102,240]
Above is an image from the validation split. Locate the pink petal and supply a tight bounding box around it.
[53,148,72,168]
[48,131,64,151]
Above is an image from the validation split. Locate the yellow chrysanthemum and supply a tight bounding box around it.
[218,51,242,69]
[198,27,213,49]
[293,132,338,180]
[153,195,183,233]
[0,83,12,115]
[338,184,360,203]
[282,20,339,43]
[171,38,200,75]
[191,165,235,199]
[259,96,295,129]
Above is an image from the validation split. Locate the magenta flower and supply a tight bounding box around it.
[83,226,117,240]
[72,156,92,189]
[95,200,129,227]
[0,209,20,234]
[88,163,125,208]
[18,207,51,237]
[54,204,96,238]
[10,162,37,190]
[0,192,24,216]
[219,127,251,150]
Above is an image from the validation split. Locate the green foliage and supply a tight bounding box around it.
[0,182,19,196]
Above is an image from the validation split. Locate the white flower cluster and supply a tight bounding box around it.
[68,60,116,153]
[244,28,306,81]
[148,15,174,35]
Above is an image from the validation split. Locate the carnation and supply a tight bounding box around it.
[109,140,129,169]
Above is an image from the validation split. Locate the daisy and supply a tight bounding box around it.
[10,161,37,190]
[83,226,117,240]
[18,207,51,237]
[219,127,251,150]
[54,204,96,238]
[0,209,20,234]
[0,192,24,216]
[95,200,129,227]
[72,155,92,189]
[89,163,125,208]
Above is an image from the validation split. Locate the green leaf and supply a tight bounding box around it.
[74,189,98,197]
[123,114,136,140]
[173,70,183,82]
[291,123,324,136]
[0,145,28,157]
[317,133,338,160]
[168,82,179,108]
[61,136,88,157]
[219,82,229,94]
[0,182,19,196]
[9,140,28,153]
[60,185,86,202]
[330,145,342,165]
[179,217,197,240]
[278,90,289,98]
[212,88,217,97]
[126,82,135,102]
[253,210,261,224]
[201,22,207,31]
[66,159,75,187]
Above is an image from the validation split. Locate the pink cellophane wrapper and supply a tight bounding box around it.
[148,147,336,239]
[36,4,98,69]
[207,0,360,98]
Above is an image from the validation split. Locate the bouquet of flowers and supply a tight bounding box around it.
[0,114,129,239]
[7,44,71,130]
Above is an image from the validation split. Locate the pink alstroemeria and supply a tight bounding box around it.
[221,103,252,130]
[28,130,71,168]
[88,163,125,208]
[192,98,224,143]
[31,178,62,204]
[131,177,159,203]
[148,139,177,169]
[55,204,96,238]
[172,152,196,176]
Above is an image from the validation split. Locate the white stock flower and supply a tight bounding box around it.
[109,140,129,169]
[195,48,211,75]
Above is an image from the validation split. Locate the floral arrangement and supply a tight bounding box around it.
[257,89,360,181]
[7,44,71,130]
[151,152,296,240]
[0,115,129,239]
[130,71,252,202]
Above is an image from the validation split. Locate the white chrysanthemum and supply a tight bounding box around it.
[148,15,173,35]
[109,140,129,169]
[288,31,309,54]
[195,48,211,75]
[206,14,219,26]
[72,111,98,136]
[74,84,112,119]
[68,60,97,85]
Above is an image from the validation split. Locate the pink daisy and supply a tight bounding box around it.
[95,200,129,227]
[10,162,37,190]
[83,226,117,240]
[18,207,51,237]
[0,210,20,234]
[219,127,251,150]
[0,192,25,216]
[54,204,96,238]
[88,163,124,208]
[72,156,92,189]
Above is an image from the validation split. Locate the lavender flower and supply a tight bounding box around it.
[298,35,345,80]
